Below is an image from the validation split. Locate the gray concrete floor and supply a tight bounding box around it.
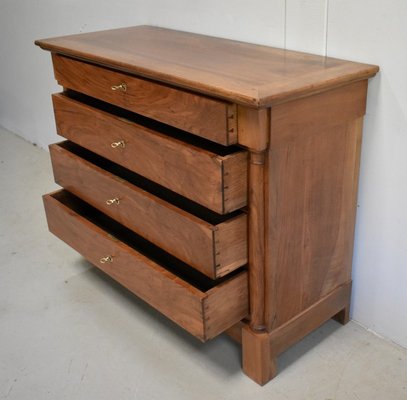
[0,126,406,400]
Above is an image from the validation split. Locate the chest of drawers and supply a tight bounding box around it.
[36,26,378,385]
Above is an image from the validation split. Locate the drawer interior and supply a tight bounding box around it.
[52,190,244,291]
[53,91,248,214]
[63,90,239,155]
[56,140,243,226]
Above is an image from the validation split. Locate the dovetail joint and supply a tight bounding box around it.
[213,228,222,271]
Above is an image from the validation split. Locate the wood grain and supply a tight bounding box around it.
[43,190,249,342]
[268,282,352,356]
[237,107,270,151]
[248,151,267,332]
[236,108,270,332]
[52,93,248,214]
[36,27,378,385]
[270,80,368,148]
[49,142,247,279]
[203,273,249,340]
[240,281,350,384]
[242,326,276,386]
[224,321,244,344]
[214,216,248,278]
[35,26,379,106]
[222,151,249,213]
[51,54,235,145]
[265,82,366,330]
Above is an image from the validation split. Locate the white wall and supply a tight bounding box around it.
[327,0,407,348]
[0,0,286,148]
[1,0,406,348]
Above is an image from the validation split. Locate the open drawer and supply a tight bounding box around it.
[49,141,247,279]
[51,53,238,146]
[52,91,247,214]
[43,190,249,341]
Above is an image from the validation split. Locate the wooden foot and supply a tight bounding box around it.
[333,304,350,325]
[242,325,276,385]
[237,283,352,385]
[333,282,351,325]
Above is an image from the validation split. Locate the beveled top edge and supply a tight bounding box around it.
[35,25,379,107]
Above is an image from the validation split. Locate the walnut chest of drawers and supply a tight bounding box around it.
[36,26,378,385]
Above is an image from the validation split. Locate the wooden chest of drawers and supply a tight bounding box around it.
[36,26,378,385]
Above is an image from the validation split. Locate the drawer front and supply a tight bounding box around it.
[50,142,248,279]
[43,190,249,341]
[52,93,247,214]
[52,54,237,145]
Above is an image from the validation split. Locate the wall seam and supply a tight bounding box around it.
[324,0,330,56]
[284,0,287,49]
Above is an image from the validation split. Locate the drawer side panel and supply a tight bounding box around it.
[203,272,249,340]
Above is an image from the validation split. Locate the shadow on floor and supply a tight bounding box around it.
[72,258,243,376]
[71,257,344,379]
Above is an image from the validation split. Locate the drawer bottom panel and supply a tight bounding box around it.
[43,190,249,341]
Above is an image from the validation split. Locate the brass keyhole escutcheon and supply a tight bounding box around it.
[111,83,127,92]
[106,198,120,206]
[111,140,125,149]
[100,255,113,264]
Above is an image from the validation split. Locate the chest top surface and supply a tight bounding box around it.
[35,25,378,107]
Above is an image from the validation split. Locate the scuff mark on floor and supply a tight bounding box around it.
[81,362,88,383]
[5,378,17,398]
